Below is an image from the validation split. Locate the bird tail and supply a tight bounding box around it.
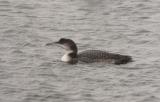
[114,55,132,65]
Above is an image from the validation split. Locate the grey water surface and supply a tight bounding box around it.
[0,0,160,102]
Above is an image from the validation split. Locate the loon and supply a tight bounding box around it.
[46,38,132,65]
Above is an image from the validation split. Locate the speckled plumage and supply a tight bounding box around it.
[78,50,132,64]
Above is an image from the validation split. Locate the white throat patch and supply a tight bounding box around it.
[61,50,73,62]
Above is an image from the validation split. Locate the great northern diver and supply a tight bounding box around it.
[46,38,132,64]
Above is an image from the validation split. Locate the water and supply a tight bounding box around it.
[0,0,160,102]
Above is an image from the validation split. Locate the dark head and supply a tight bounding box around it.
[55,38,78,53]
[46,38,78,64]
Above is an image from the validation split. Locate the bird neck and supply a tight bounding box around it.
[61,51,78,64]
